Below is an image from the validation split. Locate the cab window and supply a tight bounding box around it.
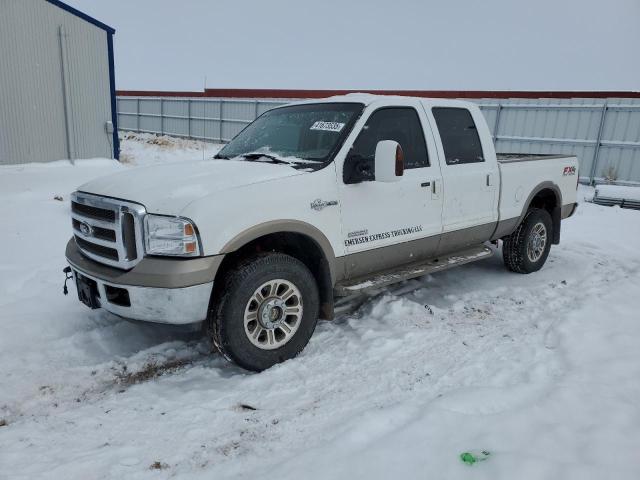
[349,107,429,169]
[432,107,484,165]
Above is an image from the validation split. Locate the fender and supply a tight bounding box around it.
[518,181,563,244]
[220,219,338,284]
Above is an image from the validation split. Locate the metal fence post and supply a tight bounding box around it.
[493,103,502,144]
[589,101,608,185]
[160,98,164,136]
[254,100,259,120]
[136,98,140,133]
[187,98,191,139]
[219,100,224,142]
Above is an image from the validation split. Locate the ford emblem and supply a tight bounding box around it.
[79,222,93,237]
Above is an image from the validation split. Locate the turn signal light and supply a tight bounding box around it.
[395,145,405,176]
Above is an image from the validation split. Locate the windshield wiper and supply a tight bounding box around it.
[213,153,230,159]
[240,152,292,165]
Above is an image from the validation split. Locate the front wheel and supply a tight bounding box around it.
[502,208,553,274]
[209,253,319,372]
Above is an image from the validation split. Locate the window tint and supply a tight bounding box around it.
[349,108,429,169]
[432,107,484,165]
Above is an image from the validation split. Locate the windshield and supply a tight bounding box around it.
[215,103,364,169]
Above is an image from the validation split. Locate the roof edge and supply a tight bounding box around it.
[116,88,640,99]
[45,0,115,34]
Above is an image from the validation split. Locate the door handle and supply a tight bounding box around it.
[420,181,431,188]
[486,173,493,186]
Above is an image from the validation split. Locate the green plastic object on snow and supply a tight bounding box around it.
[459,450,491,465]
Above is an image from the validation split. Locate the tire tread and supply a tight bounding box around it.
[209,252,318,370]
[502,208,552,274]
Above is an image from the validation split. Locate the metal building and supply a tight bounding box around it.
[0,0,119,165]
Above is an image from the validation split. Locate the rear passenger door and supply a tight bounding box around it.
[430,107,498,233]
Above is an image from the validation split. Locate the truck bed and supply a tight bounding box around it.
[496,152,579,227]
[497,153,571,163]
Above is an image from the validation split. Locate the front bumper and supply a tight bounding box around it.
[66,239,220,324]
[71,268,213,324]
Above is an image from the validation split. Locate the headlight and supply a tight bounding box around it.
[144,214,201,257]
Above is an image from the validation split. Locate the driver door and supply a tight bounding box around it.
[338,106,444,279]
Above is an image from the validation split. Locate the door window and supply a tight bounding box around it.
[349,108,429,170]
[432,107,484,165]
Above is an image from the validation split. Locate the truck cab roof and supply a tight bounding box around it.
[284,93,478,110]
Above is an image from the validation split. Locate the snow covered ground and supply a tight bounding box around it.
[595,184,640,202]
[1,133,640,479]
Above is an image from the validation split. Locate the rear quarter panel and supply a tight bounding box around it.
[498,156,579,222]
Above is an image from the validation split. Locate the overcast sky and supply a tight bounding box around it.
[66,0,640,92]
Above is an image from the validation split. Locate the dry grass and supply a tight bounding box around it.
[149,461,169,470]
[115,359,191,386]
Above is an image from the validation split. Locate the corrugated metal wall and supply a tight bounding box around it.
[117,96,640,185]
[117,97,283,143]
[478,98,640,185]
[0,0,114,165]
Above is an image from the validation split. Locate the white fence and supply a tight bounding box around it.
[117,96,640,185]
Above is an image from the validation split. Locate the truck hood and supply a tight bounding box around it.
[78,159,304,214]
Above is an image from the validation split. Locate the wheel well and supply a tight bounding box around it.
[213,232,334,320]
[528,188,561,244]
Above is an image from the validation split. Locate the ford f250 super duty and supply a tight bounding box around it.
[65,94,578,371]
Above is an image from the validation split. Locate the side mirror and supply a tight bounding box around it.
[374,140,404,182]
[343,154,374,184]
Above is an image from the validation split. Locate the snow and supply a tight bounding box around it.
[595,184,640,202]
[2,134,640,479]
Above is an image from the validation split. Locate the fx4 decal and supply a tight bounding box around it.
[563,166,576,176]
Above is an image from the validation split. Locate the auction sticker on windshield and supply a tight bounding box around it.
[310,121,345,132]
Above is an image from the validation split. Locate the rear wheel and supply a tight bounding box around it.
[502,208,552,274]
[209,253,319,372]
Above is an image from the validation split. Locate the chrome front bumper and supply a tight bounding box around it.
[71,266,213,325]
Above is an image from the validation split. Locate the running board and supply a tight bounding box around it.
[334,245,493,296]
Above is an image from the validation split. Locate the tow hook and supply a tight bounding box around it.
[63,266,73,295]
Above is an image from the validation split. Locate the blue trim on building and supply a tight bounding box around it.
[107,33,120,160]
[44,0,115,34]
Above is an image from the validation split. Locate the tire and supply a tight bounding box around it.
[209,253,319,372]
[502,208,553,274]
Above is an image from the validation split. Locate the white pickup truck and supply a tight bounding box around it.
[65,94,578,371]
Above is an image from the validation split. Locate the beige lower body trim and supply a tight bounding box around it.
[561,202,578,219]
[336,222,503,280]
[66,238,224,288]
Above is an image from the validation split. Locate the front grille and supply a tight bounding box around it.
[70,192,146,269]
[72,218,116,242]
[75,235,119,260]
[72,202,116,221]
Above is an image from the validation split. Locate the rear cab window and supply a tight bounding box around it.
[432,107,484,165]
